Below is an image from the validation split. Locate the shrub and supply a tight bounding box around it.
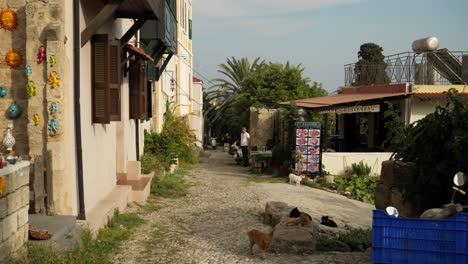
[150,174,189,198]
[317,228,372,252]
[386,89,468,208]
[143,102,199,174]
[348,175,378,204]
[351,161,371,177]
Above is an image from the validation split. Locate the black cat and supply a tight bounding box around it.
[289,207,300,218]
[320,216,338,227]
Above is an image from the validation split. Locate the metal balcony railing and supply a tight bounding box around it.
[344,50,468,86]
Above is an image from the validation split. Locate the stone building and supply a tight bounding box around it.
[0,0,181,239]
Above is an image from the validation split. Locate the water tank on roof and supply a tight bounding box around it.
[412,37,440,53]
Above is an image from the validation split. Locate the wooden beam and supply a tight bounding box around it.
[81,0,123,47]
[153,46,167,65]
[120,17,149,47]
[151,43,165,59]
[159,53,173,74]
[33,155,45,214]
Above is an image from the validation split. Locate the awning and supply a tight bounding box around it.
[124,44,154,62]
[281,92,410,111]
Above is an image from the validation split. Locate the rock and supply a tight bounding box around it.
[270,222,319,254]
[374,182,391,210]
[390,189,423,218]
[380,160,417,187]
[263,201,294,226]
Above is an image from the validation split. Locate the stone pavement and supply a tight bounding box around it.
[113,150,372,264]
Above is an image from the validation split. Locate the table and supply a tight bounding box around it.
[250,151,273,173]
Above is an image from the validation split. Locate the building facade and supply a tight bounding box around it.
[0,0,180,232]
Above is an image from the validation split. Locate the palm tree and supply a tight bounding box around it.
[204,57,263,124]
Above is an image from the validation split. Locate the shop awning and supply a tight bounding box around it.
[124,44,154,62]
[280,92,410,111]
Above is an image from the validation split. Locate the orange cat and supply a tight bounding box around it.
[285,212,312,226]
[247,229,272,259]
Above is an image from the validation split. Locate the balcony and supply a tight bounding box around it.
[344,50,468,86]
[140,0,177,54]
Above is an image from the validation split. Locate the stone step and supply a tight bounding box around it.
[85,185,131,233]
[117,172,154,203]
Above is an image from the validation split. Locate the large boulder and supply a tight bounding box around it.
[376,160,423,217]
[380,160,417,187]
[263,201,294,226]
[270,222,319,254]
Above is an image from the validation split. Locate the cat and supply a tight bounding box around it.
[289,173,302,186]
[247,229,272,259]
[286,207,312,226]
[320,216,338,227]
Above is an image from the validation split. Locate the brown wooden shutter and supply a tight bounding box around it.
[92,34,110,124]
[109,40,121,121]
[139,62,148,119]
[129,60,148,119]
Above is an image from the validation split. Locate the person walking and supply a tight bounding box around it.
[240,127,250,167]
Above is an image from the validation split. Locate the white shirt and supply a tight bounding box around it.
[240,132,250,146]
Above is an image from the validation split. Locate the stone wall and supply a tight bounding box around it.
[249,107,279,149]
[0,161,30,262]
[0,1,29,155]
[0,0,69,214]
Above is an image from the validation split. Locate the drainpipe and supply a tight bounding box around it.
[74,0,86,220]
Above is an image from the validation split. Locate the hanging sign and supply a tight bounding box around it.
[295,122,322,175]
[319,104,380,114]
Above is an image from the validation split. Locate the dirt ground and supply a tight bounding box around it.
[113,150,373,264]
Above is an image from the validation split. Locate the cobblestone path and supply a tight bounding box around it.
[113,150,372,264]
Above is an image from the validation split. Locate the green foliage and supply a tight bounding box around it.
[204,57,327,136]
[383,102,406,150]
[242,62,326,108]
[388,89,468,207]
[143,103,199,174]
[307,174,377,204]
[354,43,390,85]
[17,211,144,264]
[351,161,371,177]
[316,239,351,252]
[348,175,379,204]
[150,174,189,198]
[321,163,330,177]
[317,228,372,252]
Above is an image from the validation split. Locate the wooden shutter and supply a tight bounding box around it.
[130,60,148,119]
[139,62,148,119]
[109,40,121,121]
[129,61,138,119]
[92,34,110,124]
[147,81,153,119]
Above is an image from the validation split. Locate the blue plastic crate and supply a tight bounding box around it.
[372,210,468,264]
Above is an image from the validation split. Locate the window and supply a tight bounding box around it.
[91,34,121,124]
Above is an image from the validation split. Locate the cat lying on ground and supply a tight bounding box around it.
[320,216,338,227]
[247,229,272,259]
[285,207,312,226]
[289,173,302,186]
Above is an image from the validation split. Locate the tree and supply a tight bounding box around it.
[243,62,326,108]
[204,58,327,137]
[354,43,390,86]
[204,57,263,127]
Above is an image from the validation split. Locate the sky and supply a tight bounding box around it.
[192,0,468,92]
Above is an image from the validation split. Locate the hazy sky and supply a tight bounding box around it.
[192,0,468,92]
